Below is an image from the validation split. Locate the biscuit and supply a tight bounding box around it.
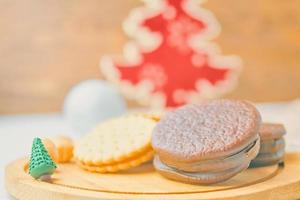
[250,123,286,167]
[51,136,74,163]
[74,115,156,172]
[42,138,58,162]
[154,155,250,185]
[163,137,260,173]
[259,123,286,140]
[77,150,153,173]
[131,110,165,122]
[250,148,285,167]
[142,114,161,122]
[42,136,74,163]
[259,138,285,154]
[152,100,261,184]
[152,100,261,162]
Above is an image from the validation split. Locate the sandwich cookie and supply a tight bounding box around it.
[250,123,286,167]
[74,115,156,172]
[152,100,262,184]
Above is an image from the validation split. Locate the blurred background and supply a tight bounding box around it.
[1,0,300,114]
[1,1,300,197]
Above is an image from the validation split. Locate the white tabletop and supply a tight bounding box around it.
[1,101,300,199]
[0,114,74,199]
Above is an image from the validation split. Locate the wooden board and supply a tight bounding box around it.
[5,152,300,200]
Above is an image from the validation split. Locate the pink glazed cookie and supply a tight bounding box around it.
[152,99,261,184]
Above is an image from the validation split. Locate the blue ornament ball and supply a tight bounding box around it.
[63,80,126,134]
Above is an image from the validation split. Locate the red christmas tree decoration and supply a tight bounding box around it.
[101,0,241,108]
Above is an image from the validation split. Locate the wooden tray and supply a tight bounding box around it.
[5,152,300,200]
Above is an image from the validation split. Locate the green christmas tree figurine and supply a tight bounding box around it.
[29,137,57,179]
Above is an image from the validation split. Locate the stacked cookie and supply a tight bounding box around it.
[152,100,262,184]
[250,123,286,167]
[74,115,156,172]
[42,136,74,163]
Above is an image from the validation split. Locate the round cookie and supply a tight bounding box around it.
[259,123,286,140]
[250,123,286,168]
[152,100,262,164]
[74,115,156,167]
[259,138,285,154]
[152,100,262,184]
[42,138,58,162]
[250,148,285,167]
[78,150,154,173]
[154,156,250,185]
[51,136,74,163]
[163,137,260,173]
